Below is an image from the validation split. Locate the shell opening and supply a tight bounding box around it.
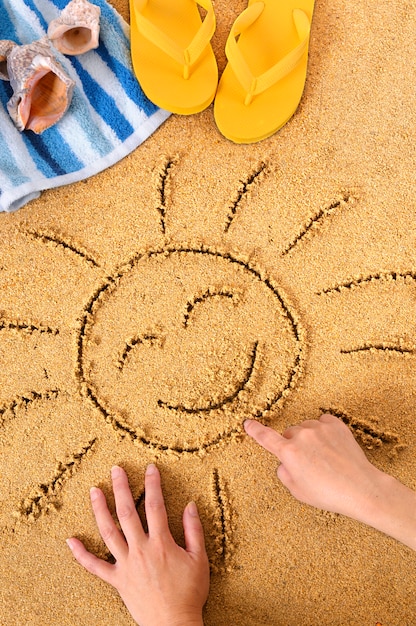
[20,68,71,133]
[0,40,17,80]
[59,27,94,54]
[0,58,8,79]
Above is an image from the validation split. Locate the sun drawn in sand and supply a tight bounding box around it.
[0,156,413,573]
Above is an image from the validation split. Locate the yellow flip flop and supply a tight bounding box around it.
[129,0,218,114]
[214,0,315,143]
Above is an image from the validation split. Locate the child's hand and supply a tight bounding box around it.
[67,464,210,626]
[244,414,380,520]
[244,414,416,551]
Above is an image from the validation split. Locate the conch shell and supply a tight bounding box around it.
[48,0,101,55]
[0,40,17,80]
[6,38,75,134]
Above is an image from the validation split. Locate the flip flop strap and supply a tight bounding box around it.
[134,0,216,79]
[225,3,311,105]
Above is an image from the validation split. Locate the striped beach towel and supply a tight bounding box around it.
[0,0,170,212]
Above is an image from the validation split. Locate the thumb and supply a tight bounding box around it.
[244,419,285,459]
[183,501,207,557]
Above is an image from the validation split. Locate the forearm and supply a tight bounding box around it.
[353,469,416,551]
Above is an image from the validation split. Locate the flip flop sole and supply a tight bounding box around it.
[214,0,315,143]
[129,0,218,115]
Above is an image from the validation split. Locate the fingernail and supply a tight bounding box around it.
[90,486,100,501]
[146,463,157,475]
[243,419,252,430]
[111,465,122,479]
[187,501,198,517]
[66,538,75,550]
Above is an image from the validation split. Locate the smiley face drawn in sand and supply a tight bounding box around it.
[78,248,303,452]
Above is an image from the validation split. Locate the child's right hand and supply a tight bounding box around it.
[244,414,416,551]
[244,414,381,519]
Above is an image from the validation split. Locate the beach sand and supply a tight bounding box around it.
[0,0,415,624]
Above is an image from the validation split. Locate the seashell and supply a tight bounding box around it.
[0,40,17,80]
[48,0,101,56]
[6,37,75,134]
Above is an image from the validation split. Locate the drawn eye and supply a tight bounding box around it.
[116,332,164,372]
[183,288,236,328]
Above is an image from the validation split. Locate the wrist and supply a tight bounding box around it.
[357,468,416,551]
[355,467,395,525]
[166,616,203,626]
[136,613,203,626]
[162,606,204,626]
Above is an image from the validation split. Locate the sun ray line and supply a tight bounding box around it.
[281,193,353,256]
[0,317,59,336]
[224,162,268,233]
[155,156,178,235]
[320,407,404,452]
[134,489,147,532]
[212,468,233,569]
[0,389,60,429]
[23,228,101,268]
[16,438,98,522]
[341,343,415,355]
[135,490,145,511]
[317,270,416,295]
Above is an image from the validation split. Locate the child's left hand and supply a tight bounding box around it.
[67,464,210,626]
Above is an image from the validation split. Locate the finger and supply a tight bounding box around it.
[183,501,208,558]
[111,466,145,546]
[319,413,357,438]
[144,464,170,539]
[244,419,285,458]
[280,424,303,439]
[90,486,128,561]
[67,537,115,586]
[319,413,342,425]
[282,420,320,437]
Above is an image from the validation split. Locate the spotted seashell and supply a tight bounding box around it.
[48,0,101,56]
[6,37,75,134]
[0,40,17,80]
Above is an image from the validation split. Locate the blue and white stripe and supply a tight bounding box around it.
[0,0,170,212]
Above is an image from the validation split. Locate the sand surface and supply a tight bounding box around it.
[1,0,416,624]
